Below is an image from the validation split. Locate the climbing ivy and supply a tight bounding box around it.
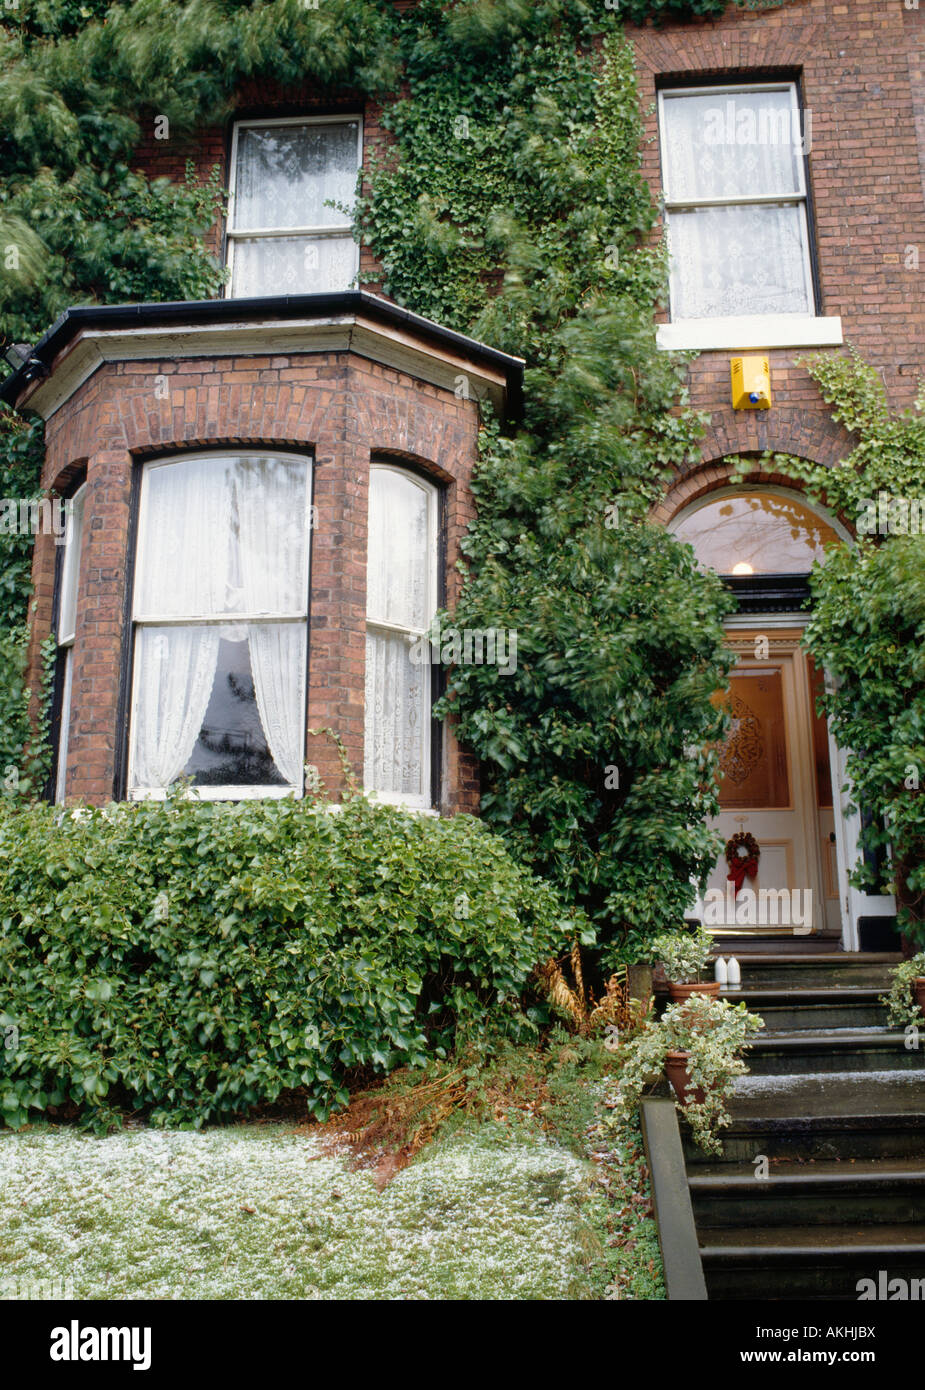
[356,9,735,960]
[0,0,777,958]
[727,351,925,939]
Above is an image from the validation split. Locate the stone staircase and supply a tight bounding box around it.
[683,951,925,1300]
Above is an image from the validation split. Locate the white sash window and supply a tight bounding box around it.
[364,466,439,810]
[658,83,814,322]
[54,483,86,803]
[226,117,362,297]
[128,452,312,799]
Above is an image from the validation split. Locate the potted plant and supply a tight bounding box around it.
[882,951,925,1028]
[607,994,764,1155]
[650,923,718,1001]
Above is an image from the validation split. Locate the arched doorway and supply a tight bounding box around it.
[671,487,852,943]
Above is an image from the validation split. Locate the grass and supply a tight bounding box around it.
[0,1031,666,1301]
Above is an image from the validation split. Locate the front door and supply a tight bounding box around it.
[702,628,841,936]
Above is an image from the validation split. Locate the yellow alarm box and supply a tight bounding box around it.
[731,355,771,410]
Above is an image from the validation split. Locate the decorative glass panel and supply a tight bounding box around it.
[668,203,812,319]
[673,492,840,575]
[806,654,833,808]
[716,669,790,810]
[233,122,358,230]
[230,234,357,297]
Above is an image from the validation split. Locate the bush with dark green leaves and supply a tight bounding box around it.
[0,793,587,1130]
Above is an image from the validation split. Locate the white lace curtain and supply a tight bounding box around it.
[364,468,435,803]
[661,88,812,320]
[230,121,359,297]
[131,455,309,792]
[233,123,359,231]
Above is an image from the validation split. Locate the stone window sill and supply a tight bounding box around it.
[656,315,844,353]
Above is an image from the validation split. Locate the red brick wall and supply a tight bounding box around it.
[31,352,480,811]
[629,0,925,513]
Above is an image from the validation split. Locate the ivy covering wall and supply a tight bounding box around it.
[0,0,764,959]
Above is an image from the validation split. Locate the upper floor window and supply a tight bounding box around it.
[226,116,361,298]
[658,83,814,322]
[53,483,86,803]
[364,465,439,811]
[128,452,312,800]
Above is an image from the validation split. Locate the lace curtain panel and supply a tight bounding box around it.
[366,468,431,629]
[130,454,310,792]
[661,88,812,320]
[668,204,811,320]
[364,469,435,800]
[364,630,428,799]
[231,234,356,297]
[233,123,359,230]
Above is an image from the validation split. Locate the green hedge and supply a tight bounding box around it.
[0,794,586,1129]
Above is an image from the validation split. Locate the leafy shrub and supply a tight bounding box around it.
[0,793,587,1130]
[882,952,925,1029]
[805,537,925,940]
[606,994,764,1154]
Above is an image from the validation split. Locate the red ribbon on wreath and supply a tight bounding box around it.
[725,832,760,898]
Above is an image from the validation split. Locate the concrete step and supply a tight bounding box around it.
[721,987,888,1032]
[746,1002,887,1032]
[707,936,846,955]
[745,1029,925,1074]
[735,966,895,990]
[712,951,902,967]
[700,1223,925,1300]
[691,1158,925,1228]
[684,1071,925,1163]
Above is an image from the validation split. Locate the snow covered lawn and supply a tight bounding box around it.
[0,1124,597,1300]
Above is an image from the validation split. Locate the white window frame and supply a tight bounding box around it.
[655,82,842,352]
[364,464,440,813]
[54,483,86,804]
[226,114,363,298]
[127,450,313,801]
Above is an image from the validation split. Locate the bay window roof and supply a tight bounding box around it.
[0,290,525,420]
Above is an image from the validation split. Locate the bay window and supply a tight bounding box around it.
[128,451,312,799]
[658,82,815,323]
[364,465,439,810]
[226,116,362,297]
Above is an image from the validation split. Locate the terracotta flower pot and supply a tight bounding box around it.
[664,1049,708,1107]
[667,980,721,1003]
[913,978,925,1018]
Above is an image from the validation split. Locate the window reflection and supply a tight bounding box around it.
[673,492,840,575]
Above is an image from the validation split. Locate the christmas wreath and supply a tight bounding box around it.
[725,831,760,897]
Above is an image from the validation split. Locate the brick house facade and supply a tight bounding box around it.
[1,0,921,943]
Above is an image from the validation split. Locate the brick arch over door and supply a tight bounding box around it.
[651,423,855,531]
